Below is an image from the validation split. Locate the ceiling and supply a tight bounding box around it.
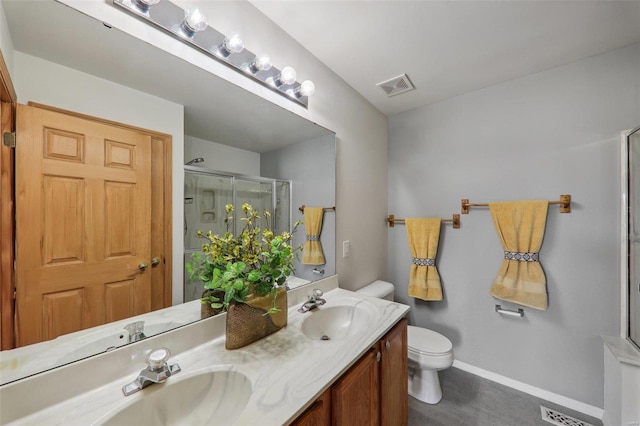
[4,0,640,137]
[251,0,640,117]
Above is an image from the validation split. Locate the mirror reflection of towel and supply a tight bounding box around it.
[302,207,325,265]
[489,201,549,310]
[406,218,442,301]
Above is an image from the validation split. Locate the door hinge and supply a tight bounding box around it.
[13,289,16,300]
[3,132,15,148]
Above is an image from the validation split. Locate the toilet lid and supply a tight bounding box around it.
[407,326,452,355]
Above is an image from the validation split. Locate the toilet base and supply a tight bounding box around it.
[408,367,443,404]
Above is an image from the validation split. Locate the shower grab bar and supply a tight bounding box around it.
[495,304,524,317]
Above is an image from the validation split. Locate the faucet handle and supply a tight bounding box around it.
[124,320,145,335]
[146,347,171,371]
[311,288,323,299]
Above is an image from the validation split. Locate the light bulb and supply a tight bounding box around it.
[182,7,207,34]
[249,54,272,73]
[276,66,297,86]
[133,0,160,12]
[221,33,244,56]
[296,80,315,97]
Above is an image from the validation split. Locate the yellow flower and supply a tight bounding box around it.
[225,204,234,214]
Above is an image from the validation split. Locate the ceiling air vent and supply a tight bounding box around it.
[376,74,415,97]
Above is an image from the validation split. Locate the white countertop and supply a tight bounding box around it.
[0,283,409,425]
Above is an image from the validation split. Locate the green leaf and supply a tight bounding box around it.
[233,279,245,291]
[247,270,261,282]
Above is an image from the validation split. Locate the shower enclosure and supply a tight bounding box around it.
[183,167,292,302]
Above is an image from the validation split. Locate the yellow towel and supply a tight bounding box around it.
[489,200,549,310]
[302,207,325,265]
[406,218,442,301]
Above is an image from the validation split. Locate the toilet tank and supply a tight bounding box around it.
[356,280,395,301]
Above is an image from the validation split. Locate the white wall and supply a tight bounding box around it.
[61,0,389,293]
[184,135,260,176]
[0,0,13,77]
[261,135,337,281]
[387,44,640,409]
[13,51,186,305]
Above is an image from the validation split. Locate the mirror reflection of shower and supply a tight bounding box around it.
[183,168,292,302]
[185,157,204,166]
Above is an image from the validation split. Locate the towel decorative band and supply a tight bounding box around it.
[412,257,436,267]
[504,251,539,262]
[306,235,320,241]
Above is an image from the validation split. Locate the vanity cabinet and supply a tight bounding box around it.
[332,347,381,424]
[294,388,332,425]
[292,318,408,426]
[379,318,408,426]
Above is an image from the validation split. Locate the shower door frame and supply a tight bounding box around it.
[183,166,292,302]
[622,126,640,351]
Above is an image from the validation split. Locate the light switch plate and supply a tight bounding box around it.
[343,240,350,258]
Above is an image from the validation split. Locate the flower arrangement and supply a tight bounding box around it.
[187,203,299,315]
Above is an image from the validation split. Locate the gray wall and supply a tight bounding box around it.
[387,43,640,408]
[261,135,337,281]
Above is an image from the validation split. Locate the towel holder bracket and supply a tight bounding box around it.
[495,304,524,317]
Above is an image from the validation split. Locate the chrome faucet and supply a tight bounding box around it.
[122,347,181,396]
[124,321,147,343]
[298,288,326,313]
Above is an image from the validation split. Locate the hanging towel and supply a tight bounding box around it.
[489,200,549,310]
[302,207,325,265]
[406,218,442,301]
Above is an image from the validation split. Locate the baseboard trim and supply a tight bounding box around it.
[452,360,604,420]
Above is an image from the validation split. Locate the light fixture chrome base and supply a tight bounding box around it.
[113,0,309,107]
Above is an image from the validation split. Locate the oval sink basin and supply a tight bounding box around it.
[301,305,375,341]
[100,370,251,425]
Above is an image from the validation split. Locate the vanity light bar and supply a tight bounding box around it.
[113,0,311,107]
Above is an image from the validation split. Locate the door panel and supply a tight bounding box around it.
[43,175,85,264]
[15,104,152,346]
[42,289,84,341]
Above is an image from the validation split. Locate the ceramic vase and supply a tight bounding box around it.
[225,287,287,350]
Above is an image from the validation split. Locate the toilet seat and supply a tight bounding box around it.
[407,326,452,356]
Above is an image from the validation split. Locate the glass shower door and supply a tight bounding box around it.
[184,172,233,302]
[234,178,274,235]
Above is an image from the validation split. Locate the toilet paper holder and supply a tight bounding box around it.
[495,304,524,317]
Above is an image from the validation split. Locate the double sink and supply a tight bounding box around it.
[98,300,377,425]
[1,283,409,425]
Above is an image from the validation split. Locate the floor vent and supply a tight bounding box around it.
[540,406,594,426]
[376,74,415,97]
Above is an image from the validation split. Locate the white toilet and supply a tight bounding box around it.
[356,280,454,404]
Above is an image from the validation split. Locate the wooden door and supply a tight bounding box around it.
[292,388,331,426]
[15,104,152,346]
[332,347,380,425]
[380,318,408,426]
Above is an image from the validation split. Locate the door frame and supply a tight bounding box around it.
[0,49,17,350]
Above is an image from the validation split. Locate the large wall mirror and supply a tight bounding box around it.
[626,126,640,350]
[1,0,335,384]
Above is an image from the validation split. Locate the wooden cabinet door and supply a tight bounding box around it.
[380,318,408,426]
[332,347,380,426]
[292,388,331,426]
[15,104,152,346]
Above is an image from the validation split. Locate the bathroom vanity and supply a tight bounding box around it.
[0,277,409,425]
[295,318,408,425]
